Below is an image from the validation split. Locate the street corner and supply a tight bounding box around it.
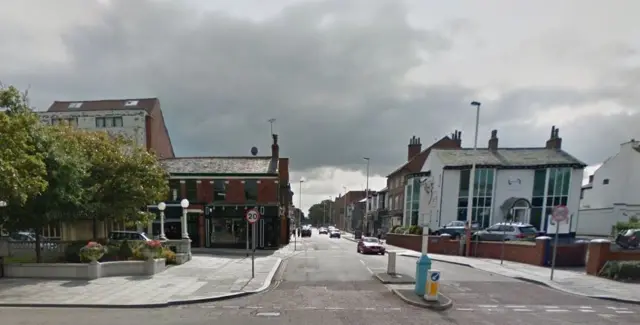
[390,287,453,312]
[374,272,416,285]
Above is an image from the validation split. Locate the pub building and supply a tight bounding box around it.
[148,135,293,249]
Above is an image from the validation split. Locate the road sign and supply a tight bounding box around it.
[245,208,261,224]
[552,205,569,222]
[425,270,440,301]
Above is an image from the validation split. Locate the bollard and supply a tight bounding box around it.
[424,270,440,301]
[387,251,397,275]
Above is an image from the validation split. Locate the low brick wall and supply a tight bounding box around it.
[386,233,587,267]
[4,259,166,280]
[586,240,640,275]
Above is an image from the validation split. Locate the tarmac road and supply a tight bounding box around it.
[1,229,638,325]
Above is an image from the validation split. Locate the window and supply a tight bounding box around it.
[457,168,494,227]
[603,179,610,185]
[185,180,198,201]
[244,180,258,201]
[213,181,226,202]
[95,116,123,128]
[125,100,139,106]
[530,169,547,228]
[543,168,571,222]
[168,180,180,200]
[68,102,83,109]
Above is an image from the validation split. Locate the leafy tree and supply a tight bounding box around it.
[307,200,334,226]
[0,85,48,205]
[74,131,168,238]
[3,125,90,262]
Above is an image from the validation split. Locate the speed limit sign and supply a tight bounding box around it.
[245,208,261,224]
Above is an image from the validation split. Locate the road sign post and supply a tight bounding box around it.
[550,205,569,281]
[245,208,261,278]
[424,270,440,301]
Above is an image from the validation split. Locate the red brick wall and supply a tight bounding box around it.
[258,180,278,203]
[198,181,213,202]
[148,104,175,159]
[175,177,281,205]
[586,241,640,275]
[225,180,245,204]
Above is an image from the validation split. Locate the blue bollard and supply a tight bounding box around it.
[414,253,432,296]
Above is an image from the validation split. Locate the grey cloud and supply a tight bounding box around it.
[1,0,638,179]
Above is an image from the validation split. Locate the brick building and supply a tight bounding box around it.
[385,133,462,225]
[333,190,367,231]
[153,134,292,249]
[40,98,174,159]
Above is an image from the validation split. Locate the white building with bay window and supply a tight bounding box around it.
[409,128,586,235]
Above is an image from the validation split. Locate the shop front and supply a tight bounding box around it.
[204,204,281,249]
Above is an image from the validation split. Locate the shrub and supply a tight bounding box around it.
[101,244,120,261]
[131,247,145,261]
[160,248,177,265]
[393,226,406,234]
[599,260,640,281]
[117,240,134,260]
[64,240,90,263]
[408,225,422,235]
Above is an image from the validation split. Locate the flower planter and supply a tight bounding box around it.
[79,242,106,263]
[140,240,163,260]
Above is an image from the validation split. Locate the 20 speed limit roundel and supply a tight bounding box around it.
[245,209,261,224]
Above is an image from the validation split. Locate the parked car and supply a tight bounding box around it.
[7,231,57,249]
[432,221,480,239]
[472,222,538,241]
[301,226,312,237]
[319,227,329,235]
[357,237,386,255]
[329,230,341,238]
[615,228,639,249]
[108,231,151,242]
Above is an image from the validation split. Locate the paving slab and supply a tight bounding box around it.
[390,286,453,311]
[374,272,415,284]
[0,249,288,308]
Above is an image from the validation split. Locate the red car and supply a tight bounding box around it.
[357,237,386,255]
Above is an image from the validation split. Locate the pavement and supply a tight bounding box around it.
[2,229,640,324]
[0,248,289,307]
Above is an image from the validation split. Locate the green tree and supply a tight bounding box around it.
[75,131,168,238]
[0,85,48,205]
[3,125,90,262]
[307,200,334,226]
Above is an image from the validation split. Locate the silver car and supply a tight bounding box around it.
[472,222,539,241]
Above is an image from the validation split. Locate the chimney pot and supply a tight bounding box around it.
[271,134,279,159]
[488,129,499,151]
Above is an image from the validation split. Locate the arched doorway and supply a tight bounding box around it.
[500,197,532,224]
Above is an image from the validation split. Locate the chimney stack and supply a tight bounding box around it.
[271,134,279,159]
[545,126,562,150]
[408,136,422,161]
[450,130,462,147]
[488,129,499,151]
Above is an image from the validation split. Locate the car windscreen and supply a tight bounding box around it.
[518,226,537,234]
[363,238,379,243]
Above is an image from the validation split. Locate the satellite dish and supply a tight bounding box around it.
[251,146,258,156]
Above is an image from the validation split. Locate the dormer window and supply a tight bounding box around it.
[68,102,82,109]
[124,100,139,106]
[603,179,610,185]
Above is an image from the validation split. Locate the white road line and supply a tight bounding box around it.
[513,309,533,312]
[360,260,366,266]
[256,312,281,317]
[456,308,474,311]
[544,305,559,308]
[580,309,595,313]
[607,306,628,310]
[545,309,570,313]
[359,259,374,274]
[579,306,592,309]
[246,306,262,309]
[303,306,318,310]
[326,307,345,310]
[385,307,402,311]
[505,305,527,308]
[615,311,635,314]
[222,306,241,309]
[478,305,499,308]
[598,314,617,318]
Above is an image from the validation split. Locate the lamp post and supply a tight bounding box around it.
[323,201,326,227]
[157,202,167,240]
[329,196,333,225]
[180,199,190,239]
[363,157,370,235]
[465,101,481,256]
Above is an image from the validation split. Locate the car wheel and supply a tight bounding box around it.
[357,247,360,253]
[433,231,440,236]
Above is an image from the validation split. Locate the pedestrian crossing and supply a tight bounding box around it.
[176,304,405,312]
[453,304,636,317]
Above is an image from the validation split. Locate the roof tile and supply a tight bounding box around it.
[161,157,277,175]
[433,148,586,168]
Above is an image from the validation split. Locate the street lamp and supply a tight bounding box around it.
[157,202,167,240]
[295,179,304,251]
[465,101,481,256]
[180,198,190,239]
[363,157,370,235]
[329,196,333,225]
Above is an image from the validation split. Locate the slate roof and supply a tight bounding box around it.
[161,157,278,175]
[47,98,159,113]
[432,148,587,169]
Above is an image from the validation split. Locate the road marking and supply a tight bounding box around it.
[513,309,533,312]
[256,312,280,317]
[545,309,570,313]
[360,259,374,274]
[598,314,617,318]
[326,307,345,310]
[607,306,628,310]
[544,305,559,308]
[478,305,499,308]
[579,306,592,309]
[505,305,527,308]
[222,305,240,309]
[615,310,635,314]
[246,306,262,309]
[580,309,595,313]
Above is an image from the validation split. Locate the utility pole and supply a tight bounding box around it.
[342,186,347,231]
[363,157,370,235]
[465,101,481,256]
[268,118,276,135]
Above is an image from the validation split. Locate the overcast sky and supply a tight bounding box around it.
[1,0,638,214]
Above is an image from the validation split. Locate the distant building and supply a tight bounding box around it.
[39,98,175,159]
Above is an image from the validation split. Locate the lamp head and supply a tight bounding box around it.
[180,199,189,208]
[157,202,166,211]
